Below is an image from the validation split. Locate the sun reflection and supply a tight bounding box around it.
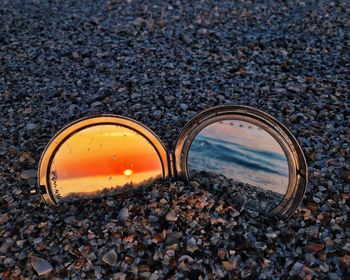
[123,169,133,177]
[49,124,163,199]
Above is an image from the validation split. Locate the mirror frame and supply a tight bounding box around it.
[174,105,307,219]
[37,115,169,204]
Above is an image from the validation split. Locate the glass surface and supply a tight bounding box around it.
[49,125,163,201]
[187,120,289,214]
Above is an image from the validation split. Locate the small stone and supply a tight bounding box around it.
[133,17,145,26]
[217,95,226,102]
[265,232,278,239]
[91,101,102,107]
[0,240,13,254]
[64,216,75,224]
[152,234,164,244]
[166,243,178,251]
[20,169,37,180]
[138,264,150,272]
[186,237,198,253]
[125,256,134,264]
[94,266,102,279]
[177,261,189,271]
[304,226,319,238]
[217,248,226,259]
[254,242,267,250]
[342,243,350,252]
[165,232,182,245]
[166,250,175,257]
[106,200,115,207]
[341,170,350,182]
[149,272,159,280]
[88,252,97,261]
[179,103,188,110]
[113,273,127,280]
[178,255,194,263]
[72,51,80,59]
[160,198,168,205]
[149,215,159,223]
[303,243,325,253]
[118,207,129,220]
[165,210,177,222]
[31,256,53,276]
[33,238,43,245]
[222,261,233,271]
[290,262,304,276]
[320,264,329,273]
[102,249,118,266]
[189,181,200,188]
[26,123,37,130]
[24,107,32,114]
[339,255,350,270]
[305,253,315,264]
[16,240,25,247]
[331,223,341,231]
[0,213,9,225]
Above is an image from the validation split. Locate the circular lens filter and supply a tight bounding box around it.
[174,105,307,219]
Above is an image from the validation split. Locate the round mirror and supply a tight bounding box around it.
[38,116,168,204]
[175,105,307,219]
[187,120,289,214]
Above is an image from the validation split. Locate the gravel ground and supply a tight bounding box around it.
[0,0,349,279]
[190,171,284,215]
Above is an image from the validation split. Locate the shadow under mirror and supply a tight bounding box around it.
[187,120,289,214]
[49,124,163,202]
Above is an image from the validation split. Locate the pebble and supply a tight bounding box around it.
[177,261,189,271]
[166,232,182,244]
[304,243,325,253]
[222,261,234,271]
[290,262,304,276]
[165,210,177,222]
[19,169,37,180]
[91,101,102,107]
[341,171,350,182]
[342,243,350,252]
[118,207,129,220]
[178,255,194,263]
[0,213,9,225]
[186,237,198,253]
[106,200,115,207]
[149,215,159,223]
[64,216,75,224]
[102,249,118,266]
[166,250,175,257]
[26,123,37,130]
[33,237,43,245]
[31,256,53,276]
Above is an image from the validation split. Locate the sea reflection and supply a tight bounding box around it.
[188,120,289,195]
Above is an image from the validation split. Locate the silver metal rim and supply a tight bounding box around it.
[174,105,308,219]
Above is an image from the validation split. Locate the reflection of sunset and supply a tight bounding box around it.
[50,125,163,198]
[123,169,133,177]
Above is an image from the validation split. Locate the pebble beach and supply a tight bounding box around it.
[0,0,349,279]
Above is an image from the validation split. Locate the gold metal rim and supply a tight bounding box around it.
[174,105,308,219]
[37,115,169,204]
